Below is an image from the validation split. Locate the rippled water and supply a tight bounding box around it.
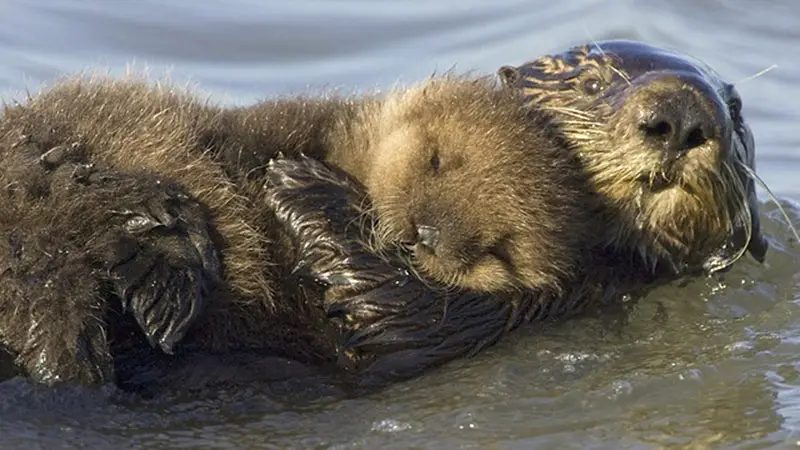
[1,0,799,448]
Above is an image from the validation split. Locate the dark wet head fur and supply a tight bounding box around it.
[499,40,768,274]
[355,77,590,294]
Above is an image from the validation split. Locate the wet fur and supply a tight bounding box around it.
[1,40,761,390]
[0,74,589,387]
[499,40,768,282]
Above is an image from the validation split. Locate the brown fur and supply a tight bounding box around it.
[333,79,589,293]
[0,73,589,387]
[499,40,768,279]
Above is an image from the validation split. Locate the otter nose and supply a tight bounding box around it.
[640,91,713,159]
[416,225,440,251]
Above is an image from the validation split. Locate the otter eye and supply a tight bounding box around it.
[582,77,603,95]
[430,154,440,171]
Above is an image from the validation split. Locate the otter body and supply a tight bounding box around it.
[0,75,589,387]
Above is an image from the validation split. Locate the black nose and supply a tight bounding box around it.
[640,91,713,158]
[416,225,440,251]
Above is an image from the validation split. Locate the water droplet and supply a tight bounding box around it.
[371,419,412,433]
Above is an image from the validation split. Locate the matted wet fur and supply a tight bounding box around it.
[499,40,768,296]
[0,74,590,387]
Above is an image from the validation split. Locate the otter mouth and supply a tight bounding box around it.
[394,222,519,292]
[636,150,697,193]
[639,173,674,193]
[638,164,685,193]
[409,234,478,280]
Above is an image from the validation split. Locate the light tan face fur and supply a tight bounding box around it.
[358,78,588,293]
[588,78,746,267]
[503,41,764,273]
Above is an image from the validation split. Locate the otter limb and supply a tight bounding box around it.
[0,150,220,384]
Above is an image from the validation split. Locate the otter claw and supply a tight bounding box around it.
[124,215,161,234]
[38,142,82,169]
[39,145,69,168]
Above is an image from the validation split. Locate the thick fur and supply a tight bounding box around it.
[499,40,767,283]
[0,74,590,387]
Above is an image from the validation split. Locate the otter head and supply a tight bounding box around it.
[499,40,768,275]
[360,78,587,294]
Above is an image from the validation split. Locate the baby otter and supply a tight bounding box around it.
[499,40,768,280]
[0,74,589,386]
[332,79,588,293]
[216,78,590,295]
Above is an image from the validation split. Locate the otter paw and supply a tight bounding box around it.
[79,165,222,354]
[264,156,394,294]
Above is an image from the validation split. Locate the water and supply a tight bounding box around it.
[0,0,799,448]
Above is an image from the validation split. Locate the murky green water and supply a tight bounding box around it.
[1,0,799,448]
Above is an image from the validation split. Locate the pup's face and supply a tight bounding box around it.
[365,80,588,293]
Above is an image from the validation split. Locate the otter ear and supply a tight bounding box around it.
[745,184,769,263]
[497,65,521,89]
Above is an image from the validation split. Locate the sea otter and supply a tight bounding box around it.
[0,74,589,387]
[0,40,769,390]
[269,40,774,385]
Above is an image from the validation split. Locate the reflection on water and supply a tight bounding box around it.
[0,0,799,448]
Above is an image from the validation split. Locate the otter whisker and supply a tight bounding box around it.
[554,121,607,132]
[736,160,800,243]
[561,134,603,143]
[540,105,596,121]
[585,26,604,56]
[350,194,378,241]
[402,254,438,291]
[704,161,752,271]
[540,104,595,116]
[733,64,778,87]
[562,128,608,139]
[722,163,747,230]
[558,120,606,130]
[582,30,633,87]
[608,64,632,87]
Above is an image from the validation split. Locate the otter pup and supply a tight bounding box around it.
[0,74,589,386]
[499,40,767,289]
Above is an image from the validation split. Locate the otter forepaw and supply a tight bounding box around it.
[80,165,222,354]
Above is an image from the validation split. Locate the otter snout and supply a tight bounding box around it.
[631,74,724,160]
[409,212,483,275]
[641,98,711,159]
[415,224,440,251]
